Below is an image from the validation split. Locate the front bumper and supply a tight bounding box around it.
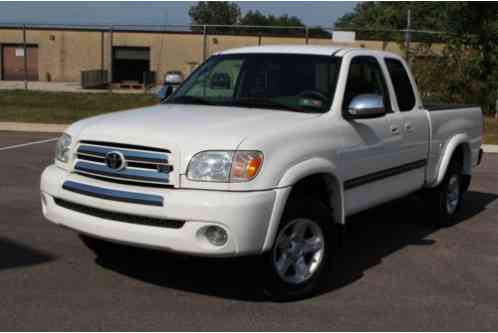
[41,165,287,257]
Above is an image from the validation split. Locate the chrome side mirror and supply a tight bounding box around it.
[158,85,173,103]
[345,94,386,119]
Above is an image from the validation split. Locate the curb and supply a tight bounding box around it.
[0,122,67,133]
[1,122,498,153]
[482,145,498,154]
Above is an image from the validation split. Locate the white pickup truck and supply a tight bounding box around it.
[41,45,483,300]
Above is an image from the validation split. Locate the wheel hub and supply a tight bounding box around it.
[446,174,460,215]
[272,219,325,285]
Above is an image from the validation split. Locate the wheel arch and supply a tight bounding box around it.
[262,158,344,252]
[435,134,472,186]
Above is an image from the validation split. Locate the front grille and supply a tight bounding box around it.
[74,141,173,187]
[54,198,185,229]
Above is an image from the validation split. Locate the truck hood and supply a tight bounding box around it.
[69,103,321,171]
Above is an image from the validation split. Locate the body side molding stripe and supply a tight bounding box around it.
[344,159,427,190]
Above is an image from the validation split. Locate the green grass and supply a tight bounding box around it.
[484,116,498,145]
[1,90,498,145]
[0,90,157,124]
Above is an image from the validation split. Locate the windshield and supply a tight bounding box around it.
[168,53,341,113]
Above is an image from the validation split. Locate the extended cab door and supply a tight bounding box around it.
[339,55,405,215]
[383,57,429,189]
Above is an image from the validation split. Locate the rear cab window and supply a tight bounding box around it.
[385,58,416,111]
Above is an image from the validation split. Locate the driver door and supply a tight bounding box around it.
[339,56,403,215]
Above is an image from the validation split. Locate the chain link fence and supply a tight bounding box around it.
[2,22,493,114]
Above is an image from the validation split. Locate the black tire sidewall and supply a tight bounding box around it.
[264,197,337,301]
[435,161,463,226]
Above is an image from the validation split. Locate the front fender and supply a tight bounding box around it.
[277,158,340,188]
[262,157,345,251]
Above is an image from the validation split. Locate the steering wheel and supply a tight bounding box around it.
[297,90,329,102]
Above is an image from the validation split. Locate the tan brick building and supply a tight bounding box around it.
[0,26,413,85]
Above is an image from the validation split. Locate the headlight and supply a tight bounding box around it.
[187,150,263,182]
[55,133,72,163]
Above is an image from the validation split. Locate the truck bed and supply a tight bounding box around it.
[425,104,483,186]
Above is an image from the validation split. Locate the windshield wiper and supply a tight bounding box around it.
[167,95,214,106]
[230,98,304,113]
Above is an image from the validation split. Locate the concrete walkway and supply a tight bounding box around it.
[0,122,67,133]
[482,144,498,154]
[0,81,160,94]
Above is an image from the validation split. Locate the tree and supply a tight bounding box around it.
[189,2,241,26]
[238,10,305,36]
[335,2,453,31]
[450,2,498,114]
[335,2,498,114]
[238,10,304,27]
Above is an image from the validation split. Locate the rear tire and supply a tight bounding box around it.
[263,197,338,301]
[425,159,465,227]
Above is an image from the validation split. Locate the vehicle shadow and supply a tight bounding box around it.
[0,237,55,271]
[96,190,497,302]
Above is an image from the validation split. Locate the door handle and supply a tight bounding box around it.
[390,125,400,135]
[405,123,414,133]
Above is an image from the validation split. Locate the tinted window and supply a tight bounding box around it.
[343,56,390,112]
[171,54,341,113]
[385,58,416,111]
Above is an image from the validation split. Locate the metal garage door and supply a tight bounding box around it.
[2,45,39,81]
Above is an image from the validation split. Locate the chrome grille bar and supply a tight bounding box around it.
[74,142,173,186]
[78,144,169,164]
[75,161,170,184]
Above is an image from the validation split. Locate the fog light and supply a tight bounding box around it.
[205,226,228,246]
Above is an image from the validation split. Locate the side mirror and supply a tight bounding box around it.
[345,94,386,119]
[158,85,173,102]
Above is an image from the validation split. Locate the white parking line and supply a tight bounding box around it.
[0,138,58,151]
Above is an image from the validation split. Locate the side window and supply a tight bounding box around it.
[385,58,416,111]
[343,56,391,112]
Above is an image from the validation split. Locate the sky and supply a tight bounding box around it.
[0,1,357,27]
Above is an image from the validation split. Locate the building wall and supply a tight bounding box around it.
[0,28,418,83]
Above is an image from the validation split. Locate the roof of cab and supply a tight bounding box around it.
[217,44,347,56]
[216,45,402,59]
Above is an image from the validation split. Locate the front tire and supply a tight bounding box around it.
[264,197,338,301]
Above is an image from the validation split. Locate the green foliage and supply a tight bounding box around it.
[336,2,453,31]
[188,3,326,37]
[240,10,303,27]
[188,2,241,26]
[336,2,498,114]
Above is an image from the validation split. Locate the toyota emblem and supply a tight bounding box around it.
[105,151,126,171]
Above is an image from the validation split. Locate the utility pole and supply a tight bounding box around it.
[202,25,208,61]
[109,25,113,94]
[23,24,28,90]
[405,8,412,63]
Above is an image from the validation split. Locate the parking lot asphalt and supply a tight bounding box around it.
[1,131,498,331]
